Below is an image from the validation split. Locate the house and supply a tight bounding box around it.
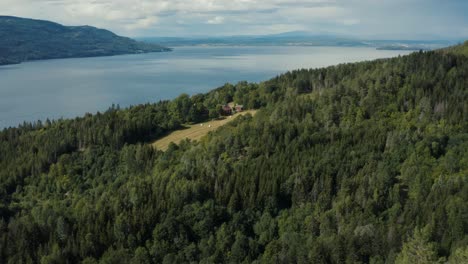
[222,105,232,115]
[235,105,244,112]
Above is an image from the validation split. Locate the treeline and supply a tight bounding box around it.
[0,87,251,201]
[0,49,467,263]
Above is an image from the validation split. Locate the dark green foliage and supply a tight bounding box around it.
[443,41,468,57]
[0,16,170,65]
[0,49,467,263]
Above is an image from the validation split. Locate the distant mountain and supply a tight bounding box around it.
[0,16,170,65]
[139,31,458,50]
[138,32,361,47]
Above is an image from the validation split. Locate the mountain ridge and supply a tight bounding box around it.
[139,31,458,50]
[0,16,170,65]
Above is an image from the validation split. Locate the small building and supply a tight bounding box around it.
[222,105,232,115]
[235,105,244,112]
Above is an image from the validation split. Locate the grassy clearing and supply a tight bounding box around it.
[152,110,257,150]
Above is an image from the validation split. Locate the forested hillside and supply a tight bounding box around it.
[444,41,468,57]
[0,47,467,263]
[0,16,170,65]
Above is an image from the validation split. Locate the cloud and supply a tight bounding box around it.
[279,6,344,19]
[125,16,159,30]
[342,19,359,26]
[0,0,467,39]
[206,16,224,25]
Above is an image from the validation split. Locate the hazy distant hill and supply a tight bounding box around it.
[139,32,457,50]
[0,16,170,65]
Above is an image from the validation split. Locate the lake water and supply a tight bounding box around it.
[0,46,411,128]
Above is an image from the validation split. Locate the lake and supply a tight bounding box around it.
[0,46,412,128]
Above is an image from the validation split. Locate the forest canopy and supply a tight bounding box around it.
[0,47,467,263]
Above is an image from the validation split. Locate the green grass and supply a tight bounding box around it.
[152,110,257,150]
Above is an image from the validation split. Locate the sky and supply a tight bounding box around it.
[1,0,468,39]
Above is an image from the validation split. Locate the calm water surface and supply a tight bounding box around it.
[0,46,411,128]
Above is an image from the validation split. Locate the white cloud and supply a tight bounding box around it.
[125,16,159,30]
[281,6,343,18]
[342,19,360,26]
[206,16,224,24]
[0,0,466,38]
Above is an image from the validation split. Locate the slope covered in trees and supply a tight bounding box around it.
[0,48,467,263]
[0,16,170,65]
[443,41,468,57]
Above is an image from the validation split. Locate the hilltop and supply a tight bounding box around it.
[0,45,467,263]
[0,16,170,65]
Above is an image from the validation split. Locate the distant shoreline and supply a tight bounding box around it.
[139,35,457,51]
[0,49,172,66]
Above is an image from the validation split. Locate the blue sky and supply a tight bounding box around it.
[1,0,467,39]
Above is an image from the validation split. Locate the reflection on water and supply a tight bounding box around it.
[0,46,411,128]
